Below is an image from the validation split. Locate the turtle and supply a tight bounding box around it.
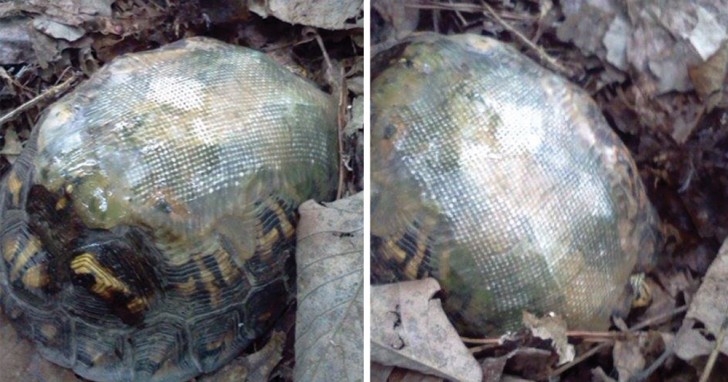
[0,37,339,381]
[370,34,660,336]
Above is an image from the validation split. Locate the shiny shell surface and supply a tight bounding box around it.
[0,37,338,381]
[371,34,659,335]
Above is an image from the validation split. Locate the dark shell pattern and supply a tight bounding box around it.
[371,34,659,336]
[0,37,338,381]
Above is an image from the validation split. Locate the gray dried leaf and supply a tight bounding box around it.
[294,193,363,382]
[674,319,713,361]
[32,17,85,42]
[603,15,630,70]
[371,279,482,382]
[684,238,728,357]
[689,5,727,60]
[0,17,34,64]
[249,0,362,30]
[1,128,23,160]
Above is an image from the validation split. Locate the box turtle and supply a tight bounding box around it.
[371,34,660,336]
[0,37,338,381]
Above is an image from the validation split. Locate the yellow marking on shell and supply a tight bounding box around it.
[205,331,233,353]
[265,199,295,240]
[258,227,280,250]
[197,259,221,307]
[177,276,197,296]
[213,249,239,284]
[21,264,50,288]
[3,238,19,262]
[55,197,68,211]
[10,236,42,282]
[71,253,132,295]
[403,228,430,280]
[40,323,57,340]
[126,297,148,314]
[7,171,22,206]
[65,184,74,194]
[71,253,149,313]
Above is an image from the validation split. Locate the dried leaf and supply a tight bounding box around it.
[371,279,482,382]
[523,312,574,365]
[689,43,728,110]
[294,193,363,382]
[674,319,713,361]
[372,0,419,42]
[249,0,363,30]
[389,368,445,382]
[688,5,727,61]
[481,354,508,382]
[0,17,34,64]
[1,128,23,161]
[32,17,85,42]
[603,15,630,70]
[684,238,728,356]
[613,337,645,382]
[371,362,395,382]
[199,331,286,381]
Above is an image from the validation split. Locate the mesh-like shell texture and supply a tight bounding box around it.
[371,34,659,335]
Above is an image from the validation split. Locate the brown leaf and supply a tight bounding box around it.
[689,43,728,111]
[371,279,482,382]
[613,337,646,381]
[481,355,508,382]
[522,312,574,365]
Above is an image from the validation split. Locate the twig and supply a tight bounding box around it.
[305,27,348,199]
[552,341,613,376]
[630,305,688,332]
[335,66,348,200]
[628,343,673,382]
[461,336,502,345]
[699,305,728,382]
[0,73,79,127]
[478,0,572,77]
[310,28,333,76]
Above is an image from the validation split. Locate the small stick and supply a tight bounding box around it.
[699,307,728,382]
[0,73,79,127]
[478,0,572,77]
[335,66,348,200]
[552,341,612,376]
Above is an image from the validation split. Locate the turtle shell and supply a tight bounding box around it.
[0,37,338,381]
[371,34,659,336]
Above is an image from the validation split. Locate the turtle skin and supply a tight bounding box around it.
[371,34,660,336]
[0,37,338,381]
